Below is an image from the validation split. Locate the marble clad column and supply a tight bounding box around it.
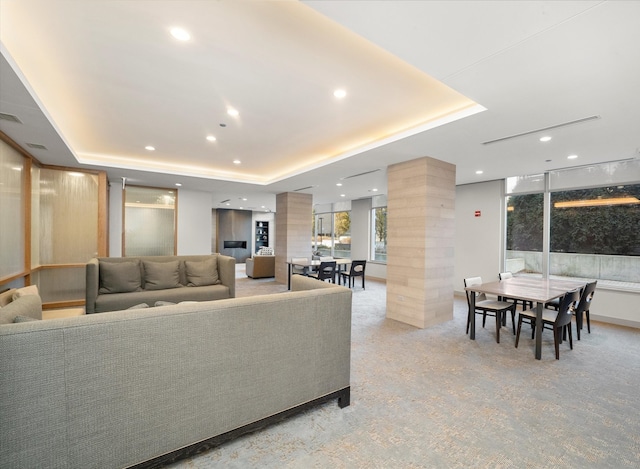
[275,192,312,284]
[386,156,455,328]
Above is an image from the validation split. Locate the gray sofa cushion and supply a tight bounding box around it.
[0,294,43,324]
[99,261,142,294]
[143,260,181,290]
[185,258,220,286]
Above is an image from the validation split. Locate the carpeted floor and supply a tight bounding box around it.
[168,269,640,468]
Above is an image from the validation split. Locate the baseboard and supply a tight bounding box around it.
[127,386,350,469]
[590,314,640,330]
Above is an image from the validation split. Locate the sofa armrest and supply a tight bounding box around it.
[216,254,236,298]
[246,258,255,278]
[85,258,100,314]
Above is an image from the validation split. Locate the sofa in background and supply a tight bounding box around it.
[0,286,42,324]
[85,254,235,314]
[246,255,275,279]
[0,275,351,469]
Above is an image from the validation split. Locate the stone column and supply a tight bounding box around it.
[275,192,312,284]
[386,156,455,328]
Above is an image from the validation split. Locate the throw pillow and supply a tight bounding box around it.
[127,303,149,309]
[12,285,40,300]
[0,288,16,307]
[99,261,142,294]
[143,260,181,290]
[13,315,40,323]
[185,258,220,286]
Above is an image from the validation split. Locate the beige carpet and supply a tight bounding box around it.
[169,270,640,468]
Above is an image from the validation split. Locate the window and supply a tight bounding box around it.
[313,210,351,258]
[549,184,639,283]
[372,207,387,262]
[505,160,640,288]
[506,193,543,276]
[124,186,176,256]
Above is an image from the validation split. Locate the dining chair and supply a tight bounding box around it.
[573,280,597,340]
[464,277,517,344]
[498,272,533,311]
[340,260,366,289]
[515,289,580,359]
[308,261,337,283]
[291,257,310,276]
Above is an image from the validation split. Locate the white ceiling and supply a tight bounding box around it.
[1,0,639,213]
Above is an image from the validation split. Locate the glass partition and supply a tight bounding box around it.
[124,186,176,256]
[0,143,25,281]
[506,193,544,276]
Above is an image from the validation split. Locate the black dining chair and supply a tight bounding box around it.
[573,280,597,340]
[340,260,366,289]
[464,276,517,344]
[515,289,580,359]
[308,261,337,283]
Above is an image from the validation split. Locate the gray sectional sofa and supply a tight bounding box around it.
[0,275,352,469]
[86,254,236,313]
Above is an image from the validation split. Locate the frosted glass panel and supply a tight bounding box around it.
[34,267,86,303]
[37,169,99,263]
[0,142,25,279]
[124,186,176,256]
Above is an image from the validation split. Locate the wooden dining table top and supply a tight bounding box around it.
[465,277,587,303]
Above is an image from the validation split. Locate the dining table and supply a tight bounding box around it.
[465,276,587,359]
[285,258,351,290]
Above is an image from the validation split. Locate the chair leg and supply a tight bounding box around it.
[510,307,516,335]
[466,311,471,334]
[362,275,365,290]
[586,309,591,334]
[495,312,500,344]
[554,328,560,360]
[568,324,573,350]
[515,315,523,348]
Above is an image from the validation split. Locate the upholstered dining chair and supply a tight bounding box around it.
[291,257,310,276]
[308,261,337,283]
[515,289,580,360]
[464,277,517,344]
[340,260,366,289]
[573,280,597,340]
[498,271,533,311]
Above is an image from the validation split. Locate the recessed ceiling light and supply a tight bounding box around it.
[233,159,241,165]
[336,183,342,186]
[145,146,155,151]
[333,89,347,99]
[206,135,216,142]
[170,27,191,41]
[242,198,247,201]
[371,188,378,192]
[475,170,483,175]
[226,203,230,206]
[227,108,239,117]
[539,136,552,142]
[175,183,182,187]
[340,194,346,197]
[567,154,578,160]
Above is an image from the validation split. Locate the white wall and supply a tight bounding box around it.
[454,180,504,292]
[176,189,213,254]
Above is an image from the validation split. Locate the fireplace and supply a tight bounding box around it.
[224,240,247,249]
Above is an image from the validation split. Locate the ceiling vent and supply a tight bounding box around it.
[341,169,380,180]
[26,143,48,150]
[293,186,315,192]
[219,199,230,204]
[0,112,23,124]
[482,116,601,145]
